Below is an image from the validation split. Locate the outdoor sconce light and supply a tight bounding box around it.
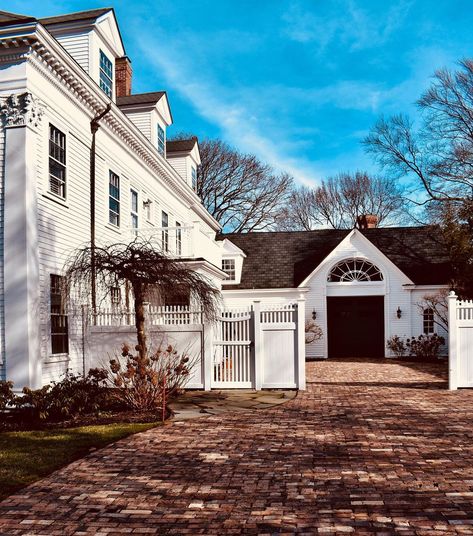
[143,199,152,208]
[312,309,317,320]
[396,307,402,319]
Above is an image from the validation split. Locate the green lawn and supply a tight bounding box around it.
[0,422,158,501]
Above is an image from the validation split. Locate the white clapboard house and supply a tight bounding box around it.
[0,7,452,392]
[0,8,229,389]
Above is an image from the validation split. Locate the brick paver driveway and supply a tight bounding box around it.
[2,358,473,535]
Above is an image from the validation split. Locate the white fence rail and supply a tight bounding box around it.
[87,300,306,390]
[448,291,473,389]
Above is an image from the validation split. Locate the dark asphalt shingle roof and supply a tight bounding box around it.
[219,226,451,289]
[166,138,198,153]
[117,91,166,107]
[0,10,36,25]
[39,8,112,26]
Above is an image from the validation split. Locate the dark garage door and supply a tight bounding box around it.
[327,296,384,358]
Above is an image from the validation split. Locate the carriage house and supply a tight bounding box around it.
[219,221,451,360]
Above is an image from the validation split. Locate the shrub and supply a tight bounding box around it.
[107,343,194,411]
[14,369,109,421]
[386,335,407,358]
[0,380,14,411]
[406,334,445,359]
[305,320,323,344]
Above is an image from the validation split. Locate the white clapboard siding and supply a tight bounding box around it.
[0,125,4,373]
[55,33,90,73]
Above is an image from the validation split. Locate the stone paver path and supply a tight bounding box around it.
[2,358,473,535]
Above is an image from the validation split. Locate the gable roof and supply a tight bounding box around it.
[0,10,36,26]
[39,8,112,26]
[218,226,452,289]
[117,91,166,107]
[166,138,198,153]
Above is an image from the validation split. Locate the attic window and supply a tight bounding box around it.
[157,125,165,156]
[99,50,113,97]
[328,258,383,282]
[222,259,236,281]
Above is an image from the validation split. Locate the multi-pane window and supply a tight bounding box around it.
[109,171,120,226]
[49,124,66,199]
[176,221,182,256]
[423,308,435,334]
[191,166,197,191]
[99,50,113,97]
[161,211,169,252]
[157,124,165,156]
[111,286,121,305]
[50,274,68,354]
[222,259,236,281]
[130,189,138,230]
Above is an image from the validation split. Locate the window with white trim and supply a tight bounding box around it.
[50,274,68,354]
[130,189,138,230]
[423,308,435,334]
[111,286,121,305]
[157,124,165,156]
[222,259,236,281]
[176,221,182,256]
[328,258,383,282]
[49,124,66,199]
[99,50,113,97]
[109,171,120,226]
[161,210,169,252]
[191,166,197,191]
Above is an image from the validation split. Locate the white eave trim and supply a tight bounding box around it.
[298,228,415,288]
[0,22,220,232]
[222,287,310,295]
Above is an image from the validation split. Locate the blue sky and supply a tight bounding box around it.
[8,0,473,185]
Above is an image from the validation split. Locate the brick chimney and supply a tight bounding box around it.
[356,214,378,229]
[115,56,132,97]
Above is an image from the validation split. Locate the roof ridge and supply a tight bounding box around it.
[39,7,113,21]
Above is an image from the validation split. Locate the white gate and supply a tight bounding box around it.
[212,308,253,388]
[449,292,473,389]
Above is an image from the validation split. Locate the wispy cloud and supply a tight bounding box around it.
[135,25,323,185]
[282,0,412,52]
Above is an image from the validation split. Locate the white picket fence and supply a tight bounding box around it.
[88,300,306,390]
[92,305,203,327]
[448,291,473,389]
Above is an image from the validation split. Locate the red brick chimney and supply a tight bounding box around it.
[356,214,378,229]
[115,56,132,97]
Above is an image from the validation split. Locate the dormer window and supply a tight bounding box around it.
[157,124,165,156]
[99,50,113,98]
[222,259,236,281]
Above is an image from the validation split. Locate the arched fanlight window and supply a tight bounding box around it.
[327,258,383,282]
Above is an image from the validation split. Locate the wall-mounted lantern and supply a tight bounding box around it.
[312,309,317,320]
[143,199,152,208]
[396,307,402,319]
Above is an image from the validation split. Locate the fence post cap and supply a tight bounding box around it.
[448,291,457,298]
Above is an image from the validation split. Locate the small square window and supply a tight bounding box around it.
[222,259,236,281]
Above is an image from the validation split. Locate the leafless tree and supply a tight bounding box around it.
[416,289,449,332]
[364,60,473,203]
[364,60,473,296]
[171,135,293,232]
[64,238,220,362]
[277,171,406,230]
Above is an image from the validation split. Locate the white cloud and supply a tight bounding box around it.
[135,28,323,185]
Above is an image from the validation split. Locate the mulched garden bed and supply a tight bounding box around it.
[0,408,172,432]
